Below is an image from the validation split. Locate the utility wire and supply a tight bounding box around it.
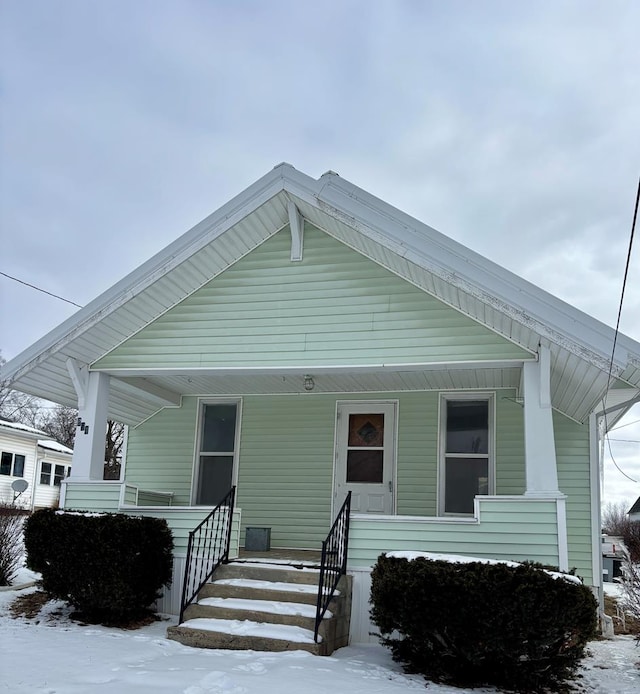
[610,418,640,431]
[603,175,640,483]
[0,270,83,308]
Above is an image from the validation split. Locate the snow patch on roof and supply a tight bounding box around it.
[37,439,73,455]
[0,418,46,436]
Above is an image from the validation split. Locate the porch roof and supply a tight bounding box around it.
[3,164,640,426]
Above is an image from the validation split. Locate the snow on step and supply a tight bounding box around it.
[198,596,332,619]
[215,578,339,595]
[233,560,320,572]
[178,618,320,643]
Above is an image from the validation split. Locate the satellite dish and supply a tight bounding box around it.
[11,479,28,493]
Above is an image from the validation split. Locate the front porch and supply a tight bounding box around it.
[61,477,569,643]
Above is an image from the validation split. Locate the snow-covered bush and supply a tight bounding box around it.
[24,509,173,623]
[619,553,640,639]
[370,553,597,692]
[0,503,27,585]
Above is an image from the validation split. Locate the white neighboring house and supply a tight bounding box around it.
[0,418,73,510]
[628,497,640,522]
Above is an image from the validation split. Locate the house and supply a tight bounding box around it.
[601,534,625,582]
[3,163,640,646]
[0,418,73,509]
[628,497,640,522]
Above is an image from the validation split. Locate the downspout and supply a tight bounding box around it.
[590,411,613,637]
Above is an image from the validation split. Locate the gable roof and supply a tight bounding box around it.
[3,163,640,426]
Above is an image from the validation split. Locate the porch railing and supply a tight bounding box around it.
[314,491,352,643]
[179,486,236,624]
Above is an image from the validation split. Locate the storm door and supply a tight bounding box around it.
[334,402,396,514]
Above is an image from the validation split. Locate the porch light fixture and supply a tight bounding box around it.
[303,375,315,391]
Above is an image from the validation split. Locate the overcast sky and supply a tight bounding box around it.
[1,1,639,507]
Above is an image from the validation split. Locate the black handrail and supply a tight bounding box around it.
[179,486,236,624]
[314,491,351,643]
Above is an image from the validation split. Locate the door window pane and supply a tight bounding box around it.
[444,457,489,514]
[347,450,384,483]
[348,414,384,447]
[446,401,488,454]
[202,404,237,452]
[197,456,234,505]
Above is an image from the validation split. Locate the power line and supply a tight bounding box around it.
[603,175,640,483]
[610,418,640,431]
[0,270,83,308]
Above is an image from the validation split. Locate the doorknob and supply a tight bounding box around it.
[388,480,393,492]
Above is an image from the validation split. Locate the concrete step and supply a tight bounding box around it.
[198,577,327,606]
[182,596,334,638]
[167,560,352,656]
[215,561,321,585]
[167,618,325,655]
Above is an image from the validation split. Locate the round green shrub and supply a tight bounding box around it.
[370,554,597,692]
[24,509,173,623]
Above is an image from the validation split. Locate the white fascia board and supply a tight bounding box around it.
[315,173,640,380]
[2,164,321,385]
[0,424,45,441]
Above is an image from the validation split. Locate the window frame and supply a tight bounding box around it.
[191,398,242,506]
[438,392,495,516]
[0,451,26,478]
[39,461,71,486]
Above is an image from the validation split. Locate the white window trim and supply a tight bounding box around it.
[437,392,496,516]
[191,397,243,505]
[0,450,26,477]
[39,460,72,487]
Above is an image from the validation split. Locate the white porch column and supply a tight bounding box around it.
[522,346,561,496]
[68,365,110,481]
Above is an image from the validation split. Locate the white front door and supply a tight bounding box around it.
[334,402,396,514]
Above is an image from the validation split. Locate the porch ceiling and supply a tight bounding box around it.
[4,164,640,428]
[96,364,526,426]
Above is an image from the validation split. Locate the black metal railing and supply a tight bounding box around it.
[179,486,236,624]
[314,491,352,642]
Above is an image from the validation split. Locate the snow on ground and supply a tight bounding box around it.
[1,578,639,693]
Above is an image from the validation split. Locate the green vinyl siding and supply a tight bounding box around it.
[348,497,559,567]
[554,411,593,585]
[64,483,122,511]
[94,226,531,370]
[124,389,527,547]
[125,398,198,506]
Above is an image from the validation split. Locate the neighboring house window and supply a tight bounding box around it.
[195,402,239,506]
[0,451,26,477]
[40,462,71,486]
[439,394,494,515]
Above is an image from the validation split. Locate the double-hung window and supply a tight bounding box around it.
[439,395,494,515]
[0,451,25,477]
[40,462,71,486]
[194,402,239,506]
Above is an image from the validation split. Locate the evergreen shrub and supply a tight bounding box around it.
[370,554,597,692]
[24,508,173,623]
